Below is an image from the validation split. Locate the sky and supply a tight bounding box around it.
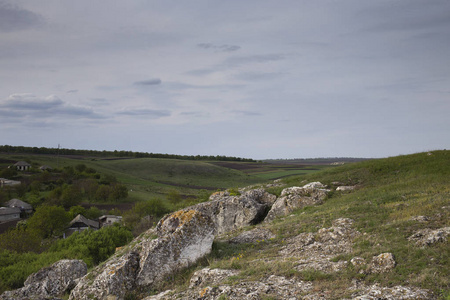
[0,0,449,159]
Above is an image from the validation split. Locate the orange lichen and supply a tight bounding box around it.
[170,209,198,227]
[199,287,210,297]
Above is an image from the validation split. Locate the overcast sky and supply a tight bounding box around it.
[1,1,449,159]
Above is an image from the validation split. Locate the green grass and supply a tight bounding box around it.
[152,150,450,298]
[1,153,330,203]
[3,150,448,297]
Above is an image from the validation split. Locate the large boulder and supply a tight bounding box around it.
[70,209,215,300]
[193,189,274,235]
[136,209,215,287]
[69,251,140,300]
[1,259,87,300]
[264,183,329,222]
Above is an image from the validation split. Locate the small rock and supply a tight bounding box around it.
[302,182,327,189]
[369,253,396,273]
[409,216,430,222]
[350,257,365,267]
[189,268,239,288]
[336,186,356,191]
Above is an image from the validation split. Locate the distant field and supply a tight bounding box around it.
[211,161,332,180]
[0,153,335,202]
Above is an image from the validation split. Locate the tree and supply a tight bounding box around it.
[76,179,98,201]
[85,207,102,220]
[75,164,87,173]
[95,185,111,202]
[61,185,82,209]
[0,229,41,253]
[109,184,128,202]
[27,206,70,238]
[0,168,17,179]
[69,205,86,218]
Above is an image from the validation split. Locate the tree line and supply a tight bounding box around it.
[0,145,256,162]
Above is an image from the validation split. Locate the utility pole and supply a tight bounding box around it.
[57,144,60,169]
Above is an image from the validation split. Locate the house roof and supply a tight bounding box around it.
[69,214,100,229]
[6,199,32,210]
[99,215,123,220]
[0,207,21,216]
[14,161,31,167]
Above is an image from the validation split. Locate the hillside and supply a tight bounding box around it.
[0,152,333,202]
[1,151,448,299]
[135,150,448,299]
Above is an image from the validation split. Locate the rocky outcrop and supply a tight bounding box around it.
[408,227,450,247]
[70,209,215,300]
[145,273,313,300]
[228,227,276,244]
[349,282,435,299]
[189,268,239,288]
[1,259,87,300]
[279,218,360,273]
[264,183,329,222]
[194,189,274,235]
[69,251,140,300]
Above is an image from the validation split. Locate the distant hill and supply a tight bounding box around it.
[263,157,371,165]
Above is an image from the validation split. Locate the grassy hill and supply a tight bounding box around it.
[154,150,449,298]
[1,150,448,298]
[0,153,335,203]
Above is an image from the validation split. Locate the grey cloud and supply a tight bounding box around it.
[0,2,43,32]
[180,111,209,118]
[197,43,241,52]
[224,54,285,66]
[134,78,162,86]
[0,94,103,119]
[117,108,170,118]
[3,94,63,110]
[54,105,104,118]
[357,1,450,33]
[66,89,78,93]
[0,109,21,118]
[185,69,216,77]
[234,72,285,81]
[166,81,245,91]
[231,110,262,116]
[90,98,110,106]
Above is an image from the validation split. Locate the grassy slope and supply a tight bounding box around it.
[161,151,450,298]
[1,154,293,202]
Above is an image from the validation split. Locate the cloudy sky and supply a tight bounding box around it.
[1,1,449,159]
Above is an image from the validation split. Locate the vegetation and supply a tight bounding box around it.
[0,145,255,162]
[5,147,447,297]
[150,150,450,298]
[0,224,133,292]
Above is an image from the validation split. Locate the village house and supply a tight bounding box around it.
[65,214,100,237]
[39,165,53,171]
[6,199,33,215]
[99,215,123,227]
[0,207,21,223]
[14,161,32,171]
